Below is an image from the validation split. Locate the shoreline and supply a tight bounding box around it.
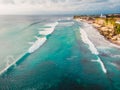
[91,23,120,46]
[75,18,120,47]
[92,24,120,46]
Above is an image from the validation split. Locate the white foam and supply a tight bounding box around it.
[39,22,58,35]
[92,58,107,73]
[39,28,55,35]
[59,22,74,26]
[110,54,120,58]
[110,62,119,69]
[79,27,107,73]
[81,22,120,49]
[80,28,99,55]
[66,17,72,20]
[0,52,27,75]
[110,43,120,49]
[45,22,58,27]
[110,62,117,67]
[29,22,59,53]
[58,17,72,21]
[0,22,58,75]
[28,37,47,53]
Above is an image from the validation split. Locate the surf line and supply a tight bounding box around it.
[79,27,107,74]
[0,36,47,75]
[0,22,59,75]
[0,52,29,75]
[39,22,59,35]
[29,22,58,53]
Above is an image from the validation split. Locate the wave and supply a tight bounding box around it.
[21,21,42,32]
[0,22,58,75]
[92,58,107,73]
[0,52,28,75]
[81,22,120,49]
[80,28,99,55]
[66,17,72,20]
[28,37,47,53]
[110,54,120,58]
[39,22,58,35]
[29,22,58,53]
[79,27,107,73]
[45,22,58,27]
[59,22,74,26]
[39,28,55,35]
[58,17,72,21]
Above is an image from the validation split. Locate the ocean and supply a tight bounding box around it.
[0,15,120,90]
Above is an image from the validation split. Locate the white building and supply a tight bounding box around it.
[100,13,106,18]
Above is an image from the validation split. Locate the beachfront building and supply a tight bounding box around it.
[100,14,106,18]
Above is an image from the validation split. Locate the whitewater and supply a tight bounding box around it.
[0,21,58,75]
[79,28,107,73]
[0,16,120,90]
[29,22,58,53]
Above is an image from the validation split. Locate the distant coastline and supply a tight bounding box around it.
[73,14,120,46]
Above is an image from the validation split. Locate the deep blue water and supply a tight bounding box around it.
[0,16,120,90]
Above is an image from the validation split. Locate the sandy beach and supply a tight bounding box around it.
[74,17,120,47]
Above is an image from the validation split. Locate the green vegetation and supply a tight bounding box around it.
[96,17,120,34]
[105,18,115,26]
[115,23,120,34]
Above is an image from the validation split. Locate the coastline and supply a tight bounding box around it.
[91,22,120,46]
[91,23,120,46]
[74,18,120,48]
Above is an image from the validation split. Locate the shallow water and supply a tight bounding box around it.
[0,16,120,90]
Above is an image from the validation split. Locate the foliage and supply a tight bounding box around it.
[114,23,120,34]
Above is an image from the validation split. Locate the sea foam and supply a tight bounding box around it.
[79,27,107,73]
[80,28,99,55]
[92,58,107,73]
[28,37,47,53]
[39,22,58,35]
[59,22,74,26]
[0,52,27,75]
[0,22,58,75]
[39,28,55,35]
[29,22,58,53]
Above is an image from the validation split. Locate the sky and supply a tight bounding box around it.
[0,0,120,15]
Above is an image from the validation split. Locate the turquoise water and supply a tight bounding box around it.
[0,16,120,90]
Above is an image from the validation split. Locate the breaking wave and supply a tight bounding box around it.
[0,52,28,75]
[0,22,58,75]
[28,37,47,53]
[39,22,58,35]
[79,27,107,73]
